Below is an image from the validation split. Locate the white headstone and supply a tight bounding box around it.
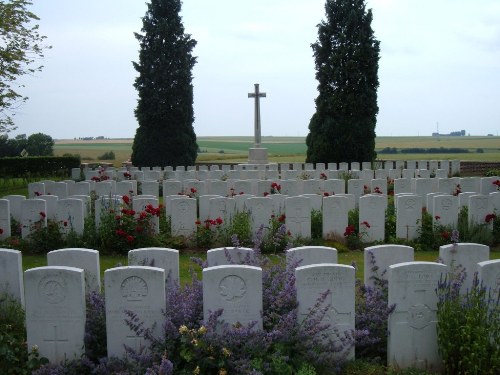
[25,266,86,363]
[162,180,182,196]
[95,181,114,197]
[4,194,25,222]
[47,248,101,293]
[247,197,273,234]
[140,180,159,197]
[128,247,179,288]
[28,182,45,198]
[73,181,91,196]
[358,195,387,242]
[286,246,338,267]
[477,259,500,303]
[0,248,24,305]
[432,195,458,227]
[56,198,85,235]
[295,264,355,359]
[323,179,345,195]
[199,195,223,222]
[203,265,263,329]
[21,199,47,238]
[459,177,480,193]
[396,195,422,240]
[363,245,414,288]
[285,196,311,238]
[387,262,447,370]
[439,243,489,293]
[468,195,491,226]
[209,197,236,225]
[322,195,349,239]
[170,198,197,237]
[206,247,255,267]
[105,266,165,357]
[0,199,11,239]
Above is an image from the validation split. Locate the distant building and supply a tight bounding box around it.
[432,130,466,137]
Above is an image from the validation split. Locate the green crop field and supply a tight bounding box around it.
[53,135,500,166]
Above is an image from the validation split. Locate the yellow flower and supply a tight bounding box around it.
[179,325,189,334]
[198,325,207,335]
[222,347,231,357]
[193,366,200,375]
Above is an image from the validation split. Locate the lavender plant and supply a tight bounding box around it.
[354,251,396,363]
[436,271,500,375]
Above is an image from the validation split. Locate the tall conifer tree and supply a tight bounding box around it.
[132,0,197,167]
[306,0,380,164]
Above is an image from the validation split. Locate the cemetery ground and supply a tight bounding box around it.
[1,156,500,373]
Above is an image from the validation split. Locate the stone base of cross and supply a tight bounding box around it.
[248,147,269,165]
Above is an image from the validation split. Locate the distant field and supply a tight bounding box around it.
[54,135,500,166]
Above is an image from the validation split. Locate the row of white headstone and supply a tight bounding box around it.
[75,160,460,182]
[1,180,498,241]
[0,243,498,370]
[25,175,498,198]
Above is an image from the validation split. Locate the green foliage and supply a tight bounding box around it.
[306,0,380,164]
[132,0,198,167]
[0,156,80,178]
[97,150,115,160]
[311,209,323,240]
[26,133,54,156]
[436,273,500,375]
[0,0,50,133]
[0,295,48,373]
[486,169,500,177]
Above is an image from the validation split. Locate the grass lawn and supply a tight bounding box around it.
[21,249,500,287]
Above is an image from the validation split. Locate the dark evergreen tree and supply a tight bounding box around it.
[132,0,197,167]
[306,0,380,165]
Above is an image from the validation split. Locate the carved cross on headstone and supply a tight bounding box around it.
[248,83,266,148]
[44,325,68,360]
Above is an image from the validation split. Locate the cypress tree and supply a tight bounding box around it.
[306,0,380,165]
[132,0,197,167]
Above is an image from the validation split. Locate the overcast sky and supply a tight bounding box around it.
[11,0,500,139]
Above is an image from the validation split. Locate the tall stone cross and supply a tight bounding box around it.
[248,83,266,148]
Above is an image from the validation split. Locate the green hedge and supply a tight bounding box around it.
[0,156,80,178]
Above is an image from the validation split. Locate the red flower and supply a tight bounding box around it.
[39,212,46,219]
[190,187,197,194]
[116,229,127,237]
[126,235,135,243]
[361,221,371,228]
[0,228,3,234]
[441,231,450,240]
[195,220,201,225]
[115,215,121,221]
[34,191,41,196]
[122,195,130,205]
[320,172,327,180]
[135,226,144,233]
[63,221,68,227]
[278,214,286,222]
[263,192,269,197]
[287,230,292,236]
[215,217,223,225]
[434,215,441,220]
[493,179,500,187]
[344,225,356,237]
[323,192,330,197]
[485,213,496,223]
[271,182,277,188]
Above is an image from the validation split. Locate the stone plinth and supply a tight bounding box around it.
[248,148,268,164]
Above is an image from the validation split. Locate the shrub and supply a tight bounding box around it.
[0,295,48,373]
[97,151,115,160]
[436,272,500,374]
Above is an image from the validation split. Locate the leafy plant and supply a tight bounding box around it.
[436,272,500,374]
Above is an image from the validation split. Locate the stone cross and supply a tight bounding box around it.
[248,83,266,148]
